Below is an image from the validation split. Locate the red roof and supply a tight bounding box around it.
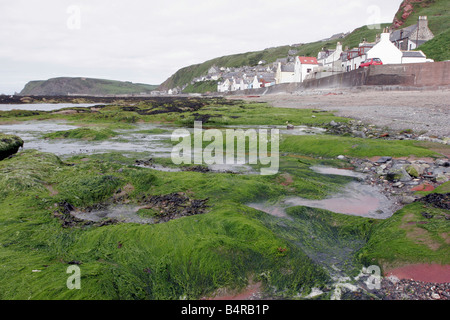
[297,56,318,65]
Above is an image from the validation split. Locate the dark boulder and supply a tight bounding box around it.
[0,134,24,160]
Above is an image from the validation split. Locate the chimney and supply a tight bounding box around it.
[418,16,429,30]
[419,16,428,23]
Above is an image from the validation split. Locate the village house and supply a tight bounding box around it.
[199,17,436,93]
[208,66,219,75]
[294,56,319,83]
[390,16,434,51]
[217,78,231,93]
[341,41,376,71]
[318,42,343,70]
[275,62,295,84]
[231,78,245,91]
[257,73,276,88]
[401,50,431,64]
[366,30,403,65]
[251,76,260,89]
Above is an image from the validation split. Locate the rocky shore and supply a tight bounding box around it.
[376,277,450,300]
[348,154,449,206]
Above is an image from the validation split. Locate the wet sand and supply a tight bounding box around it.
[233,89,450,137]
[384,264,450,283]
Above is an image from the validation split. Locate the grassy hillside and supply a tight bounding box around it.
[159,24,390,91]
[182,80,218,94]
[20,77,158,96]
[418,28,450,61]
[392,0,449,36]
[392,0,450,61]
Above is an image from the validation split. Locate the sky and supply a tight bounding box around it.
[0,0,404,94]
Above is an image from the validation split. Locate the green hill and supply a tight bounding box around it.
[159,23,390,91]
[160,0,449,92]
[391,0,450,61]
[20,77,158,96]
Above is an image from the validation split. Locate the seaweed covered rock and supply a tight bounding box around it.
[0,150,63,198]
[0,133,24,160]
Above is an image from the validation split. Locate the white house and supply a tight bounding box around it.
[217,78,231,92]
[318,42,343,69]
[231,78,245,91]
[401,50,432,64]
[294,56,319,83]
[366,32,402,65]
[275,62,295,84]
[251,76,261,89]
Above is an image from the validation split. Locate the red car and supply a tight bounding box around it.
[359,58,383,68]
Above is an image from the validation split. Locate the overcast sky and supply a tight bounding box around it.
[0,0,403,94]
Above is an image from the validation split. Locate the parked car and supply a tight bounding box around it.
[359,58,383,68]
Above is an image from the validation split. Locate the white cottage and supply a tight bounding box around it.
[366,32,402,65]
[294,56,319,83]
[217,78,231,93]
[401,50,432,64]
[318,42,343,69]
[231,78,245,91]
[251,76,261,89]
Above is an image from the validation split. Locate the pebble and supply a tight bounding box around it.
[376,278,450,300]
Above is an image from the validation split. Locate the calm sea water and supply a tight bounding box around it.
[0,103,102,111]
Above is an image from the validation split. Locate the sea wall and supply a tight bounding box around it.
[230,61,450,95]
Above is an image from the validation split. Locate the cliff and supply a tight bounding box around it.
[19,77,158,96]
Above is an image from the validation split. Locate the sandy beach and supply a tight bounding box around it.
[233,88,450,137]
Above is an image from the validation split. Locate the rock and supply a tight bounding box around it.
[406,165,420,178]
[337,155,346,160]
[401,196,416,204]
[330,120,338,127]
[435,159,450,167]
[387,167,412,182]
[431,293,441,300]
[393,182,403,188]
[422,173,437,181]
[376,156,392,164]
[0,134,24,161]
[421,212,434,219]
[353,131,366,138]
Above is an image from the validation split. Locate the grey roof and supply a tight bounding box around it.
[402,51,425,58]
[280,64,294,72]
[276,58,288,64]
[390,24,417,42]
